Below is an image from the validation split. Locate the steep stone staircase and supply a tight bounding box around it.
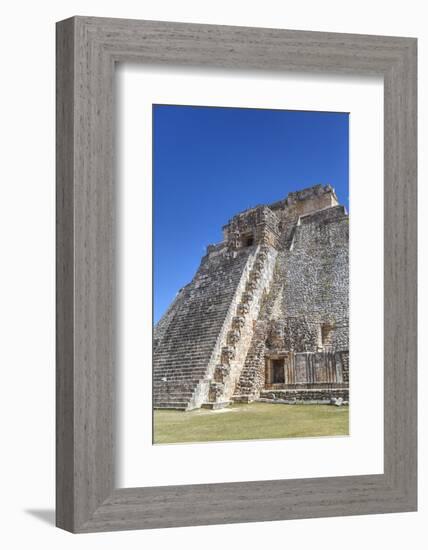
[153,246,256,410]
[203,244,277,408]
[153,243,277,410]
[232,327,267,402]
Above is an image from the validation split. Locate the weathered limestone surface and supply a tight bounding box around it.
[154,184,349,409]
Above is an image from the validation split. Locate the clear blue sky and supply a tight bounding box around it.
[153,104,349,323]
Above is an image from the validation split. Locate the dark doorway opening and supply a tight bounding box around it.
[243,234,254,247]
[272,359,285,383]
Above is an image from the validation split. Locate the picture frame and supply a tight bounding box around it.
[56,16,417,533]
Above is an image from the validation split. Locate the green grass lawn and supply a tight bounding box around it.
[154,402,349,444]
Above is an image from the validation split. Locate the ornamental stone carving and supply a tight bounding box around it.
[254,259,264,272]
[231,229,241,248]
[214,364,231,383]
[257,249,268,262]
[241,291,254,305]
[221,346,235,365]
[209,382,224,402]
[227,329,241,346]
[232,316,245,331]
[237,303,250,316]
[246,279,258,293]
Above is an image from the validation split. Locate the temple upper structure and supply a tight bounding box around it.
[153,184,349,410]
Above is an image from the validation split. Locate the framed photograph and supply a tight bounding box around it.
[56,16,417,532]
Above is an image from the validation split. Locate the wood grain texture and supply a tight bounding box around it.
[56,17,75,532]
[56,16,417,533]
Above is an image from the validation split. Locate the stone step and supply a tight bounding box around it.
[154,348,214,356]
[154,364,207,368]
[163,321,225,330]
[153,383,196,389]
[154,397,194,402]
[154,362,209,368]
[154,382,197,388]
[153,397,191,403]
[154,358,210,363]
[153,364,209,370]
[153,371,207,378]
[154,388,196,394]
[154,403,188,410]
[154,362,211,368]
[153,363,209,368]
[154,376,204,382]
[154,384,202,390]
[161,336,218,342]
[153,385,195,391]
[163,323,223,329]
[154,380,204,386]
[153,389,194,395]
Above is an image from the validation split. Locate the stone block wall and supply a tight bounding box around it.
[281,351,345,385]
[340,350,349,384]
[282,205,349,331]
[259,388,349,404]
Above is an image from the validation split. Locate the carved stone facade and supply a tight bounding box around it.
[153,184,349,410]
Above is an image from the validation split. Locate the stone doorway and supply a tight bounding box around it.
[272,359,285,383]
[265,355,289,387]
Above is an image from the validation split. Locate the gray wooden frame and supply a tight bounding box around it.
[56,16,417,533]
